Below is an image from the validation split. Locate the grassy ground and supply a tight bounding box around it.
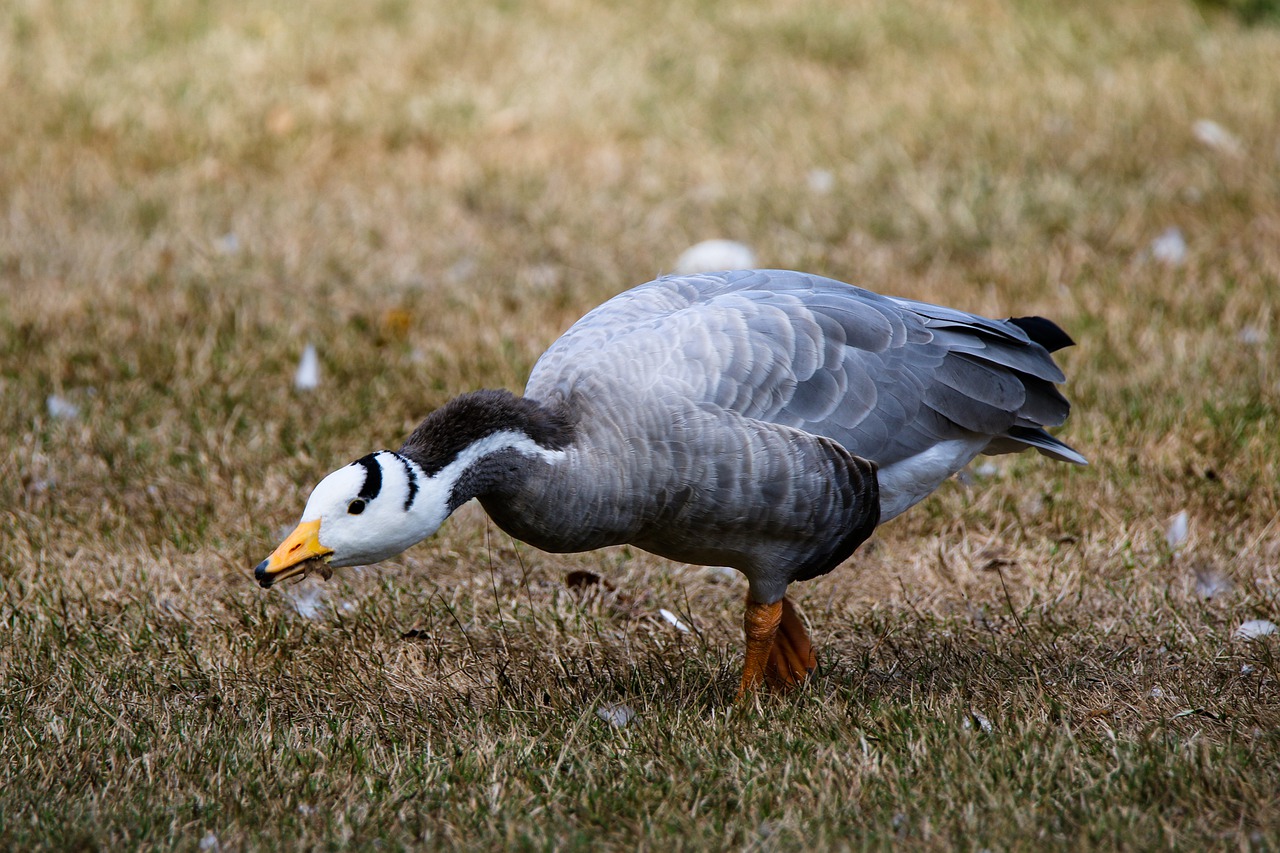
[3,0,1279,848]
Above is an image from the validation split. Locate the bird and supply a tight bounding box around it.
[255,269,1085,698]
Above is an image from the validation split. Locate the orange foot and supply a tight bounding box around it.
[737,595,818,699]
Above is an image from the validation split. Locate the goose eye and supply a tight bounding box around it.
[347,499,366,515]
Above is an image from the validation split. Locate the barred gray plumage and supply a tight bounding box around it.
[257,268,1084,696]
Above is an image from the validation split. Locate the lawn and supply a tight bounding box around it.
[2,0,1279,848]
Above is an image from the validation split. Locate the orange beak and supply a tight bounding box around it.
[254,518,333,588]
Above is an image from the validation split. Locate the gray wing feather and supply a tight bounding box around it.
[526,269,1082,469]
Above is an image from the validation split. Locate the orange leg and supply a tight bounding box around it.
[737,596,817,699]
[767,597,817,688]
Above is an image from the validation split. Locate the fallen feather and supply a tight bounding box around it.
[596,702,636,728]
[287,586,327,620]
[963,710,993,733]
[215,232,241,255]
[1193,566,1231,599]
[1234,620,1277,641]
[1149,227,1187,266]
[46,394,80,420]
[972,461,1000,478]
[1165,510,1189,551]
[28,478,55,495]
[674,239,756,275]
[807,169,835,194]
[1192,119,1243,156]
[1237,325,1265,346]
[294,344,320,391]
[659,608,690,633]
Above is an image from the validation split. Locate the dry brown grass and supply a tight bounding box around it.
[2,0,1279,849]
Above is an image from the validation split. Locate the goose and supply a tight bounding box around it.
[255,269,1085,697]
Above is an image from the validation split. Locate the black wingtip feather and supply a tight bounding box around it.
[1009,316,1075,352]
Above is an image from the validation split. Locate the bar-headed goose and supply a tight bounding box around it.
[256,269,1084,697]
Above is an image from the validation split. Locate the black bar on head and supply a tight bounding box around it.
[354,453,383,501]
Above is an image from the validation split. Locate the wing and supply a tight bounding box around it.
[526,269,1084,469]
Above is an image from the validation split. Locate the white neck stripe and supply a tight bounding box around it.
[438,430,567,484]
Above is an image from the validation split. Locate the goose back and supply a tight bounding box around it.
[525,270,1083,525]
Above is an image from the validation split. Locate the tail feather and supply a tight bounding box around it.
[1009,316,1075,353]
[985,425,1088,465]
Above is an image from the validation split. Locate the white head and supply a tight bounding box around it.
[254,450,447,587]
[254,428,567,588]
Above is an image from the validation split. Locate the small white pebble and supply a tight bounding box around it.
[1165,510,1189,550]
[198,833,221,852]
[658,608,690,633]
[294,344,321,391]
[1234,620,1277,641]
[596,702,635,728]
[1192,119,1243,156]
[46,394,80,420]
[1149,686,1165,699]
[674,239,756,275]
[1149,228,1187,266]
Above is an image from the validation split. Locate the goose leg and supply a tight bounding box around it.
[737,595,817,699]
[767,596,817,688]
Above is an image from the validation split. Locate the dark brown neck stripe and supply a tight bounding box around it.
[399,390,574,476]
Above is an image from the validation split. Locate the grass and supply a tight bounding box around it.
[2,0,1279,848]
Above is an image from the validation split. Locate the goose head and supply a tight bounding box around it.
[254,450,446,587]
[255,391,574,588]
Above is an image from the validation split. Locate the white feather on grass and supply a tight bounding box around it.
[596,703,636,728]
[1150,228,1187,266]
[1165,510,1189,551]
[294,343,320,391]
[286,585,327,620]
[1234,620,1277,641]
[1192,119,1243,157]
[46,394,80,420]
[659,608,690,633]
